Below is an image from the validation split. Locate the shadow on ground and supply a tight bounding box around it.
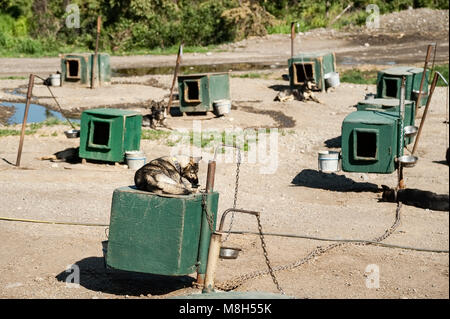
[291,169,381,193]
[55,257,195,296]
[324,136,341,148]
[268,84,290,92]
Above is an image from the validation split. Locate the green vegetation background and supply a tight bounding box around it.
[0,0,448,57]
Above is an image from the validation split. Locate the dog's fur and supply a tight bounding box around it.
[381,185,449,212]
[142,100,167,129]
[39,147,80,163]
[134,155,201,195]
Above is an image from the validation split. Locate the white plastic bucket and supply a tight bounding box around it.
[324,72,340,89]
[125,151,146,170]
[365,93,376,100]
[213,99,231,117]
[318,151,340,172]
[50,73,61,86]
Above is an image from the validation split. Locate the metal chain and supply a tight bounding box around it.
[256,213,285,294]
[201,193,216,232]
[222,148,241,243]
[215,202,403,292]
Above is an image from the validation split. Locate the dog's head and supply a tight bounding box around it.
[180,156,202,187]
[380,185,396,202]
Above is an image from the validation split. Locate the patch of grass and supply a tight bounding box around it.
[141,128,287,152]
[280,129,296,136]
[0,116,76,137]
[339,65,449,87]
[0,128,38,137]
[0,129,20,137]
[141,129,171,141]
[339,68,378,85]
[433,64,449,87]
[0,76,27,80]
[0,35,220,58]
[232,73,265,79]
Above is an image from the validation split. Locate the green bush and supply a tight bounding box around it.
[0,0,448,57]
[17,37,42,54]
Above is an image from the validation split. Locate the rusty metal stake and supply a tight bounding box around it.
[414,44,433,116]
[196,158,217,287]
[202,232,222,293]
[412,72,439,155]
[398,76,406,189]
[16,74,35,167]
[167,42,183,114]
[205,160,216,193]
[91,16,101,89]
[290,22,296,59]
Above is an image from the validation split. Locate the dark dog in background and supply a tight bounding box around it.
[381,185,449,211]
[142,100,167,129]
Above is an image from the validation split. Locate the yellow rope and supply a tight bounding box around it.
[0,216,108,227]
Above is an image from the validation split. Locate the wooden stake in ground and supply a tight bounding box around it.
[290,22,296,59]
[167,42,184,114]
[412,72,439,155]
[91,16,102,89]
[414,44,433,117]
[16,74,35,167]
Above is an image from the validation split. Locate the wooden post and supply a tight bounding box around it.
[398,76,406,189]
[202,232,222,293]
[91,16,101,89]
[414,44,433,116]
[412,72,439,155]
[290,22,295,59]
[16,74,35,167]
[167,42,183,114]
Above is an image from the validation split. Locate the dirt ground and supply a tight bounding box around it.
[0,8,448,299]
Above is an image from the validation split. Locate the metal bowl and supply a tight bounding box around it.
[404,125,418,138]
[219,246,241,259]
[64,129,80,138]
[397,155,418,168]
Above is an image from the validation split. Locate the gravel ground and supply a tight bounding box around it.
[0,8,448,299]
[0,79,448,299]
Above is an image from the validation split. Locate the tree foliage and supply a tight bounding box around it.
[0,0,448,55]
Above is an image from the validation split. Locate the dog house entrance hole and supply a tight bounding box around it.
[184,80,201,102]
[384,78,399,98]
[294,63,314,84]
[355,130,377,159]
[92,121,110,146]
[66,59,81,79]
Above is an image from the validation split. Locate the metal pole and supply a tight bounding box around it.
[414,44,433,116]
[16,74,35,167]
[196,159,217,287]
[202,232,222,293]
[205,160,216,193]
[91,16,101,89]
[167,42,183,114]
[398,76,406,189]
[412,72,439,155]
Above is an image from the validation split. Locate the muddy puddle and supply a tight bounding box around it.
[112,56,402,77]
[0,102,80,126]
[113,61,287,77]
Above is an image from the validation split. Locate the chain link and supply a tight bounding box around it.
[222,148,241,243]
[201,193,216,232]
[256,214,285,294]
[215,202,403,292]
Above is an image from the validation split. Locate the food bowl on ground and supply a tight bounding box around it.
[404,125,418,138]
[64,129,80,138]
[397,155,418,168]
[219,246,241,259]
